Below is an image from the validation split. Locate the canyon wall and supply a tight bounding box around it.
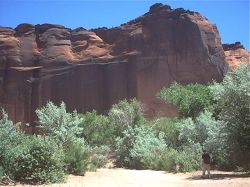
[223,42,250,70]
[0,3,228,128]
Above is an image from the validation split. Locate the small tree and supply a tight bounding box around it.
[108,99,145,139]
[210,62,250,170]
[147,117,181,148]
[36,102,83,144]
[0,111,65,183]
[36,102,90,175]
[158,82,213,118]
[177,111,227,166]
[78,111,110,146]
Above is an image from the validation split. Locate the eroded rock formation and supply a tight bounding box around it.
[223,42,250,70]
[0,3,228,127]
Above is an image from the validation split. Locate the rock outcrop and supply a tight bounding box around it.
[0,3,228,128]
[223,42,250,70]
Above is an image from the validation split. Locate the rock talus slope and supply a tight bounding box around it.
[0,3,228,127]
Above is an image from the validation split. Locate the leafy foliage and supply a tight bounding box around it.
[210,62,250,170]
[147,117,181,147]
[177,111,226,165]
[9,135,65,183]
[130,127,166,169]
[36,102,91,175]
[36,102,83,145]
[175,146,201,172]
[2,65,250,185]
[158,82,213,118]
[153,146,201,172]
[0,165,4,182]
[0,111,23,161]
[78,111,110,146]
[115,126,166,169]
[108,99,145,139]
[0,127,65,184]
[63,139,90,175]
[89,145,111,169]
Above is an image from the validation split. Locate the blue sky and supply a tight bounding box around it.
[0,0,249,49]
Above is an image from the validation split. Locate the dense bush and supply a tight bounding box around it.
[210,62,250,170]
[63,139,90,175]
[0,165,4,182]
[36,102,83,145]
[36,102,91,175]
[115,126,166,169]
[130,127,166,169]
[177,111,226,164]
[154,148,178,171]
[4,135,65,184]
[152,146,201,172]
[158,82,213,118]
[175,146,201,172]
[0,111,24,180]
[89,145,111,169]
[115,126,139,168]
[0,111,64,183]
[78,111,110,146]
[108,99,145,139]
[147,117,180,147]
[0,111,23,162]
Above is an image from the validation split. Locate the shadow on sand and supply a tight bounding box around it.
[187,172,250,180]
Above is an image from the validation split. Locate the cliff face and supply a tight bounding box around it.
[223,42,250,70]
[0,3,228,127]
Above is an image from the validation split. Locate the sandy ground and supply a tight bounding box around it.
[8,168,250,187]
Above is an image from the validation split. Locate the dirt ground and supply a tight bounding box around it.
[9,168,250,187]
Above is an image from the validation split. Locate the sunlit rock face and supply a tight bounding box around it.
[0,3,228,127]
[223,42,250,71]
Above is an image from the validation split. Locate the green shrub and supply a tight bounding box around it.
[210,62,250,170]
[147,117,180,148]
[90,145,111,169]
[0,165,4,182]
[36,102,93,175]
[115,126,138,168]
[108,99,145,140]
[130,128,166,169]
[155,148,178,171]
[0,110,27,180]
[0,111,23,164]
[175,146,201,172]
[177,112,224,156]
[63,139,90,175]
[115,126,166,169]
[139,146,201,172]
[158,82,213,118]
[176,111,231,169]
[7,135,65,184]
[36,101,83,145]
[78,111,110,146]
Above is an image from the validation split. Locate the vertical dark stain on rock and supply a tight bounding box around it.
[0,3,233,126]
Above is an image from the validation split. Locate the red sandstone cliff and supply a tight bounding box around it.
[223,42,250,70]
[0,3,228,127]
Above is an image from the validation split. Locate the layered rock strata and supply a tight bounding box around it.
[223,42,250,70]
[0,3,228,127]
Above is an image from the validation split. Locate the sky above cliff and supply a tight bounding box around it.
[0,0,249,49]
